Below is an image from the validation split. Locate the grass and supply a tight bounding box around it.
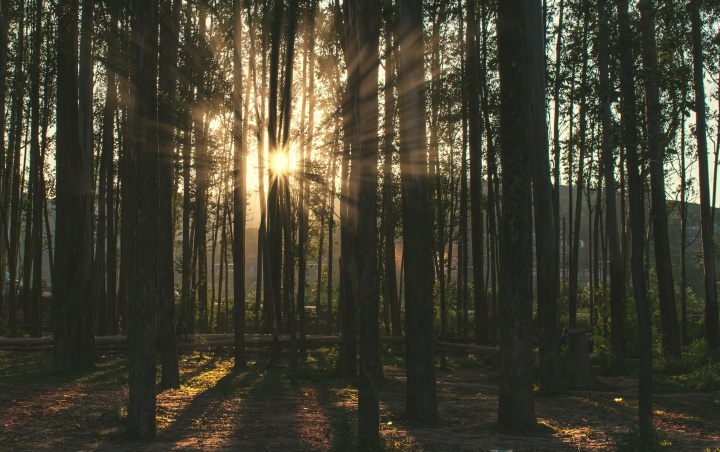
[0,352,128,386]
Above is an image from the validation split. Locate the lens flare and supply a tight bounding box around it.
[270,151,289,175]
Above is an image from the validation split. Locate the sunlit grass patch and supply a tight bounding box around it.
[179,356,235,394]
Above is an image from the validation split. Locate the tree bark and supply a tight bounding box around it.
[53,0,82,371]
[382,6,400,337]
[0,0,9,323]
[28,0,44,338]
[617,0,654,445]
[398,0,437,423]
[597,0,625,360]
[194,5,209,334]
[346,0,382,445]
[335,0,358,378]
[233,0,247,368]
[526,0,561,394]
[496,0,536,430]
[6,0,26,333]
[568,0,589,329]
[552,0,564,302]
[157,0,181,388]
[690,0,719,350]
[181,0,194,335]
[127,0,159,439]
[467,0,488,346]
[639,0,681,358]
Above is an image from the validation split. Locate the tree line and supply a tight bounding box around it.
[0,0,719,447]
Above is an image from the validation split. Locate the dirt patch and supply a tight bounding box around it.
[1,352,718,451]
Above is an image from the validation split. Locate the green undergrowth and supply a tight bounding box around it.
[612,424,671,451]
[0,351,128,386]
[330,407,422,452]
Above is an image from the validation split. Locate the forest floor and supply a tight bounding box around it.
[1,348,719,451]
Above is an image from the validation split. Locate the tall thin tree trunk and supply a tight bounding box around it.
[617,0,654,444]
[28,0,43,338]
[680,71,688,346]
[467,0,487,346]
[181,0,194,334]
[691,0,719,350]
[346,0,382,444]
[266,0,284,363]
[398,0,437,423]
[552,0,565,299]
[382,8,400,337]
[640,0,681,358]
[157,0,181,388]
[7,0,26,332]
[527,0,560,394]
[0,0,9,324]
[335,0,358,378]
[194,6,209,333]
[569,0,589,329]
[233,0,247,367]
[481,0,498,344]
[127,0,159,438]
[598,0,625,360]
[327,148,336,335]
[496,0,536,430]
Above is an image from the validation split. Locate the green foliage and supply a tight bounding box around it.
[330,408,357,451]
[329,407,421,452]
[304,347,339,376]
[654,339,720,393]
[613,424,670,451]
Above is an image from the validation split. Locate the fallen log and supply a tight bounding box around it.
[0,334,500,356]
[435,341,499,355]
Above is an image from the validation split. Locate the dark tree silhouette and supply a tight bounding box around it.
[398,0,437,423]
[127,0,159,439]
[496,0,536,430]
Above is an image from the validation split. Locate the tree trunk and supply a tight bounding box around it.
[569,0,589,329]
[28,0,43,338]
[327,150,336,335]
[74,0,95,363]
[680,74,688,346]
[157,0,181,388]
[382,12,401,337]
[691,0,719,350]
[639,0,681,358]
[496,0,536,430]
[617,0,654,445]
[194,6,209,334]
[526,0,561,394]
[181,0,194,335]
[467,0,487,346]
[335,0,358,378]
[597,0,625,360]
[266,0,284,363]
[53,0,78,371]
[398,0,437,423]
[480,0,498,345]
[345,0,382,445]
[458,4,468,339]
[7,0,26,333]
[279,0,299,378]
[233,0,247,368]
[127,0,159,439]
[0,0,8,323]
[552,0,564,302]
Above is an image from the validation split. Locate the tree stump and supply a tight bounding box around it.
[568,328,613,391]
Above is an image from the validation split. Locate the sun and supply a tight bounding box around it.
[270,151,289,175]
